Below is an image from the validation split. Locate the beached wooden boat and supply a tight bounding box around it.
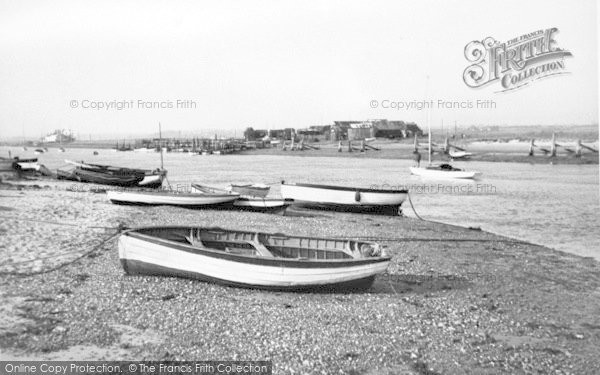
[65,159,166,188]
[192,183,291,214]
[73,168,144,186]
[106,189,239,207]
[410,164,481,179]
[118,226,390,290]
[230,183,270,197]
[280,182,407,215]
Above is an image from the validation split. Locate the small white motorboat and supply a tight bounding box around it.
[106,189,239,207]
[280,182,407,215]
[118,226,391,291]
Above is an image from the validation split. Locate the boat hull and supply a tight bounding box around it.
[118,232,389,291]
[138,174,164,188]
[280,183,407,215]
[107,190,238,207]
[233,198,293,214]
[410,167,481,179]
[230,184,270,198]
[73,169,144,186]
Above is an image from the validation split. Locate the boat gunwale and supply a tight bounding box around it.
[108,190,239,199]
[122,226,391,268]
[282,182,408,194]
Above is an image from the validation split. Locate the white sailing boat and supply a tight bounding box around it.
[410,121,481,179]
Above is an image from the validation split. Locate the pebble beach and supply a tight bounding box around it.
[1,177,599,374]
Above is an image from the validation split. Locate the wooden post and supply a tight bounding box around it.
[159,122,164,169]
[347,140,352,152]
[550,133,556,157]
[360,140,365,152]
[528,139,534,156]
[575,139,582,158]
[338,141,342,152]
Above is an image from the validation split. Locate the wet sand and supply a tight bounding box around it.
[1,177,599,374]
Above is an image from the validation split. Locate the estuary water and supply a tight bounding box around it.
[4,147,599,259]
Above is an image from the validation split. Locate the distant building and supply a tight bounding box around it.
[333,119,422,140]
[347,122,375,140]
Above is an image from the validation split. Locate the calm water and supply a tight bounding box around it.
[4,147,599,259]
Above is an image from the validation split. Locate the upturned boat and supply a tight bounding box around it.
[118,226,390,290]
[106,189,239,207]
[280,182,407,215]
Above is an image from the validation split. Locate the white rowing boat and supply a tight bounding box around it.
[280,182,407,215]
[118,226,390,290]
[106,190,239,207]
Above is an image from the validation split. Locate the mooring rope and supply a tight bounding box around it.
[0,215,117,230]
[0,231,121,277]
[406,191,426,221]
[0,215,129,277]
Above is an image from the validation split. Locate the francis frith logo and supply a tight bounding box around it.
[463,28,572,92]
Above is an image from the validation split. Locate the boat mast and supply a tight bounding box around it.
[426,75,431,166]
[428,120,431,165]
[159,122,164,170]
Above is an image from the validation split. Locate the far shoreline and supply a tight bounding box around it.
[1,139,598,165]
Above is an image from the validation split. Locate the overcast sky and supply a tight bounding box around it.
[0,0,597,138]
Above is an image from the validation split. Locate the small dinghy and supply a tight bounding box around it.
[192,183,292,214]
[233,197,294,214]
[118,226,391,291]
[106,189,239,208]
[280,182,407,216]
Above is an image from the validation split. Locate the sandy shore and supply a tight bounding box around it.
[1,177,599,374]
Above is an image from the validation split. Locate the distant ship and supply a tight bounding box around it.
[42,129,75,143]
